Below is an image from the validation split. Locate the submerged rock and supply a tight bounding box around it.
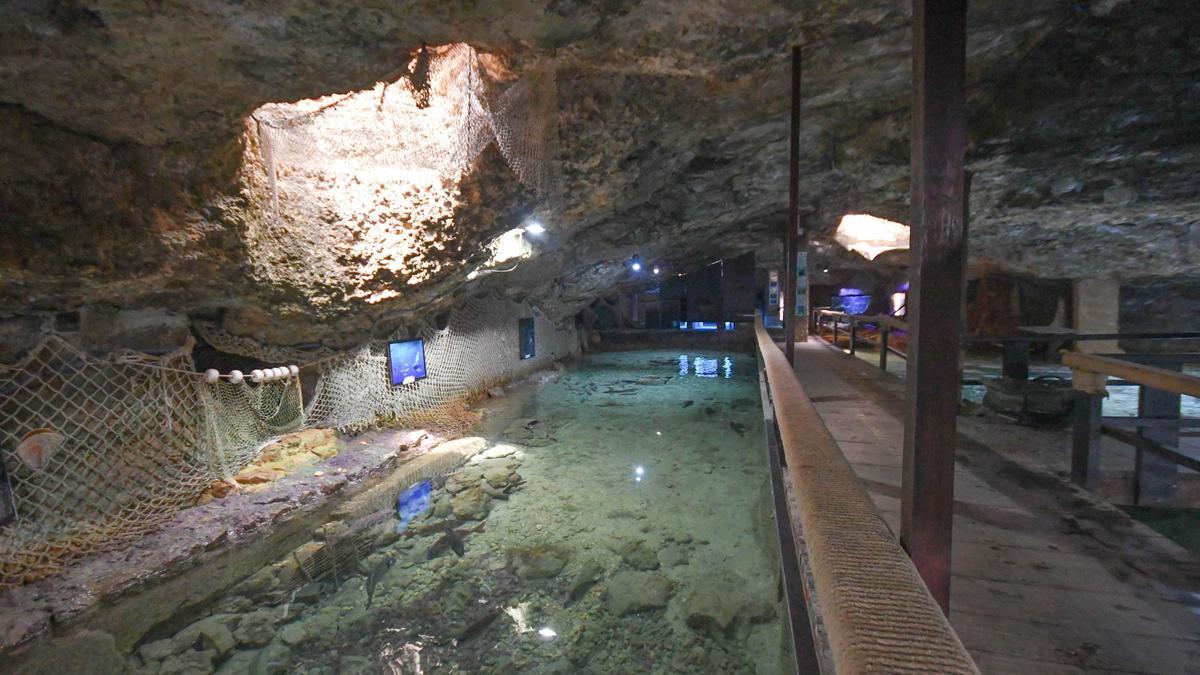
[29,630,127,675]
[138,638,176,663]
[679,571,775,641]
[617,539,660,571]
[250,641,292,675]
[435,436,488,458]
[215,649,259,675]
[605,571,671,616]
[657,543,689,568]
[568,560,606,601]
[477,444,518,460]
[508,545,568,579]
[278,622,307,647]
[159,648,216,675]
[233,609,277,647]
[173,614,238,656]
[450,486,493,520]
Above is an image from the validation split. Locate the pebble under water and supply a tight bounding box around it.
[136,350,791,674]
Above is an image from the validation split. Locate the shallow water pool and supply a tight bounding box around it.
[138,350,790,674]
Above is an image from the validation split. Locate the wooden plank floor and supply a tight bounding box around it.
[788,338,1200,674]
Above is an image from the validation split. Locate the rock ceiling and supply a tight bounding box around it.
[0,0,1196,349]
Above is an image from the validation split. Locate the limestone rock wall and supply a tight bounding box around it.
[0,0,1197,353]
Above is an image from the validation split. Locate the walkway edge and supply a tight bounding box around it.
[756,319,979,674]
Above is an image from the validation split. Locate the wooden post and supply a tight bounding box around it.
[1071,391,1103,490]
[900,0,968,614]
[1136,362,1181,505]
[1001,340,1030,381]
[783,46,802,364]
[849,318,858,355]
[880,327,890,371]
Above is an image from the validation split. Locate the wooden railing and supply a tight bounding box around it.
[1063,350,1200,503]
[813,309,908,370]
[754,316,978,674]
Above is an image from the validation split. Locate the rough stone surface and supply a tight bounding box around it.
[679,571,775,641]
[10,630,126,675]
[618,539,661,571]
[1,1,1195,351]
[233,609,277,647]
[605,571,672,616]
[449,487,493,521]
[159,648,216,675]
[172,614,238,656]
[507,545,568,580]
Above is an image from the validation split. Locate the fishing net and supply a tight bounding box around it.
[304,294,575,432]
[255,43,558,207]
[0,294,576,587]
[0,338,213,586]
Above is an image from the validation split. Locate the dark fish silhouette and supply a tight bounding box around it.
[704,406,716,417]
[446,529,466,557]
[729,422,748,436]
[428,527,469,559]
[365,556,394,608]
[681,400,694,408]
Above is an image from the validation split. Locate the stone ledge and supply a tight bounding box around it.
[0,426,447,662]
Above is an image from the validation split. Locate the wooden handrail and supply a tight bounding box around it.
[755,315,978,674]
[1062,351,1200,398]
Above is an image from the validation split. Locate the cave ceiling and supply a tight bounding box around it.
[0,0,1197,350]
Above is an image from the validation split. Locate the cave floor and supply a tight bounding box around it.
[787,337,1200,674]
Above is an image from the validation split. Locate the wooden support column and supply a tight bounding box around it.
[1001,340,1031,381]
[1136,362,1182,505]
[900,0,968,614]
[783,46,802,364]
[1071,391,1103,490]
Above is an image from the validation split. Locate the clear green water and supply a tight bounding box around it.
[143,350,790,674]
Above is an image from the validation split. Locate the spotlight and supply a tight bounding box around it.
[652,266,660,275]
[524,222,546,235]
[630,256,642,272]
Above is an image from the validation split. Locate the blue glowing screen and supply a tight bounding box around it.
[832,289,871,315]
[387,339,428,386]
[519,318,535,360]
[396,479,432,533]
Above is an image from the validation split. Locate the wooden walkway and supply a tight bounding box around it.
[788,338,1200,674]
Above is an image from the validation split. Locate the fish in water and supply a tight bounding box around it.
[729,421,748,436]
[365,555,394,608]
[428,529,466,558]
[681,400,694,408]
[704,406,716,417]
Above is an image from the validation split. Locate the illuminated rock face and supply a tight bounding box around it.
[0,0,1197,351]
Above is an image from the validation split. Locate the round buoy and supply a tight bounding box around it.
[288,364,300,377]
[229,370,244,384]
[250,369,264,383]
[204,369,220,384]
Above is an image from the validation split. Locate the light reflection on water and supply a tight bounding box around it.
[681,354,734,379]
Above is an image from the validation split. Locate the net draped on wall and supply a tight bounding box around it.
[255,43,559,204]
[0,294,577,587]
